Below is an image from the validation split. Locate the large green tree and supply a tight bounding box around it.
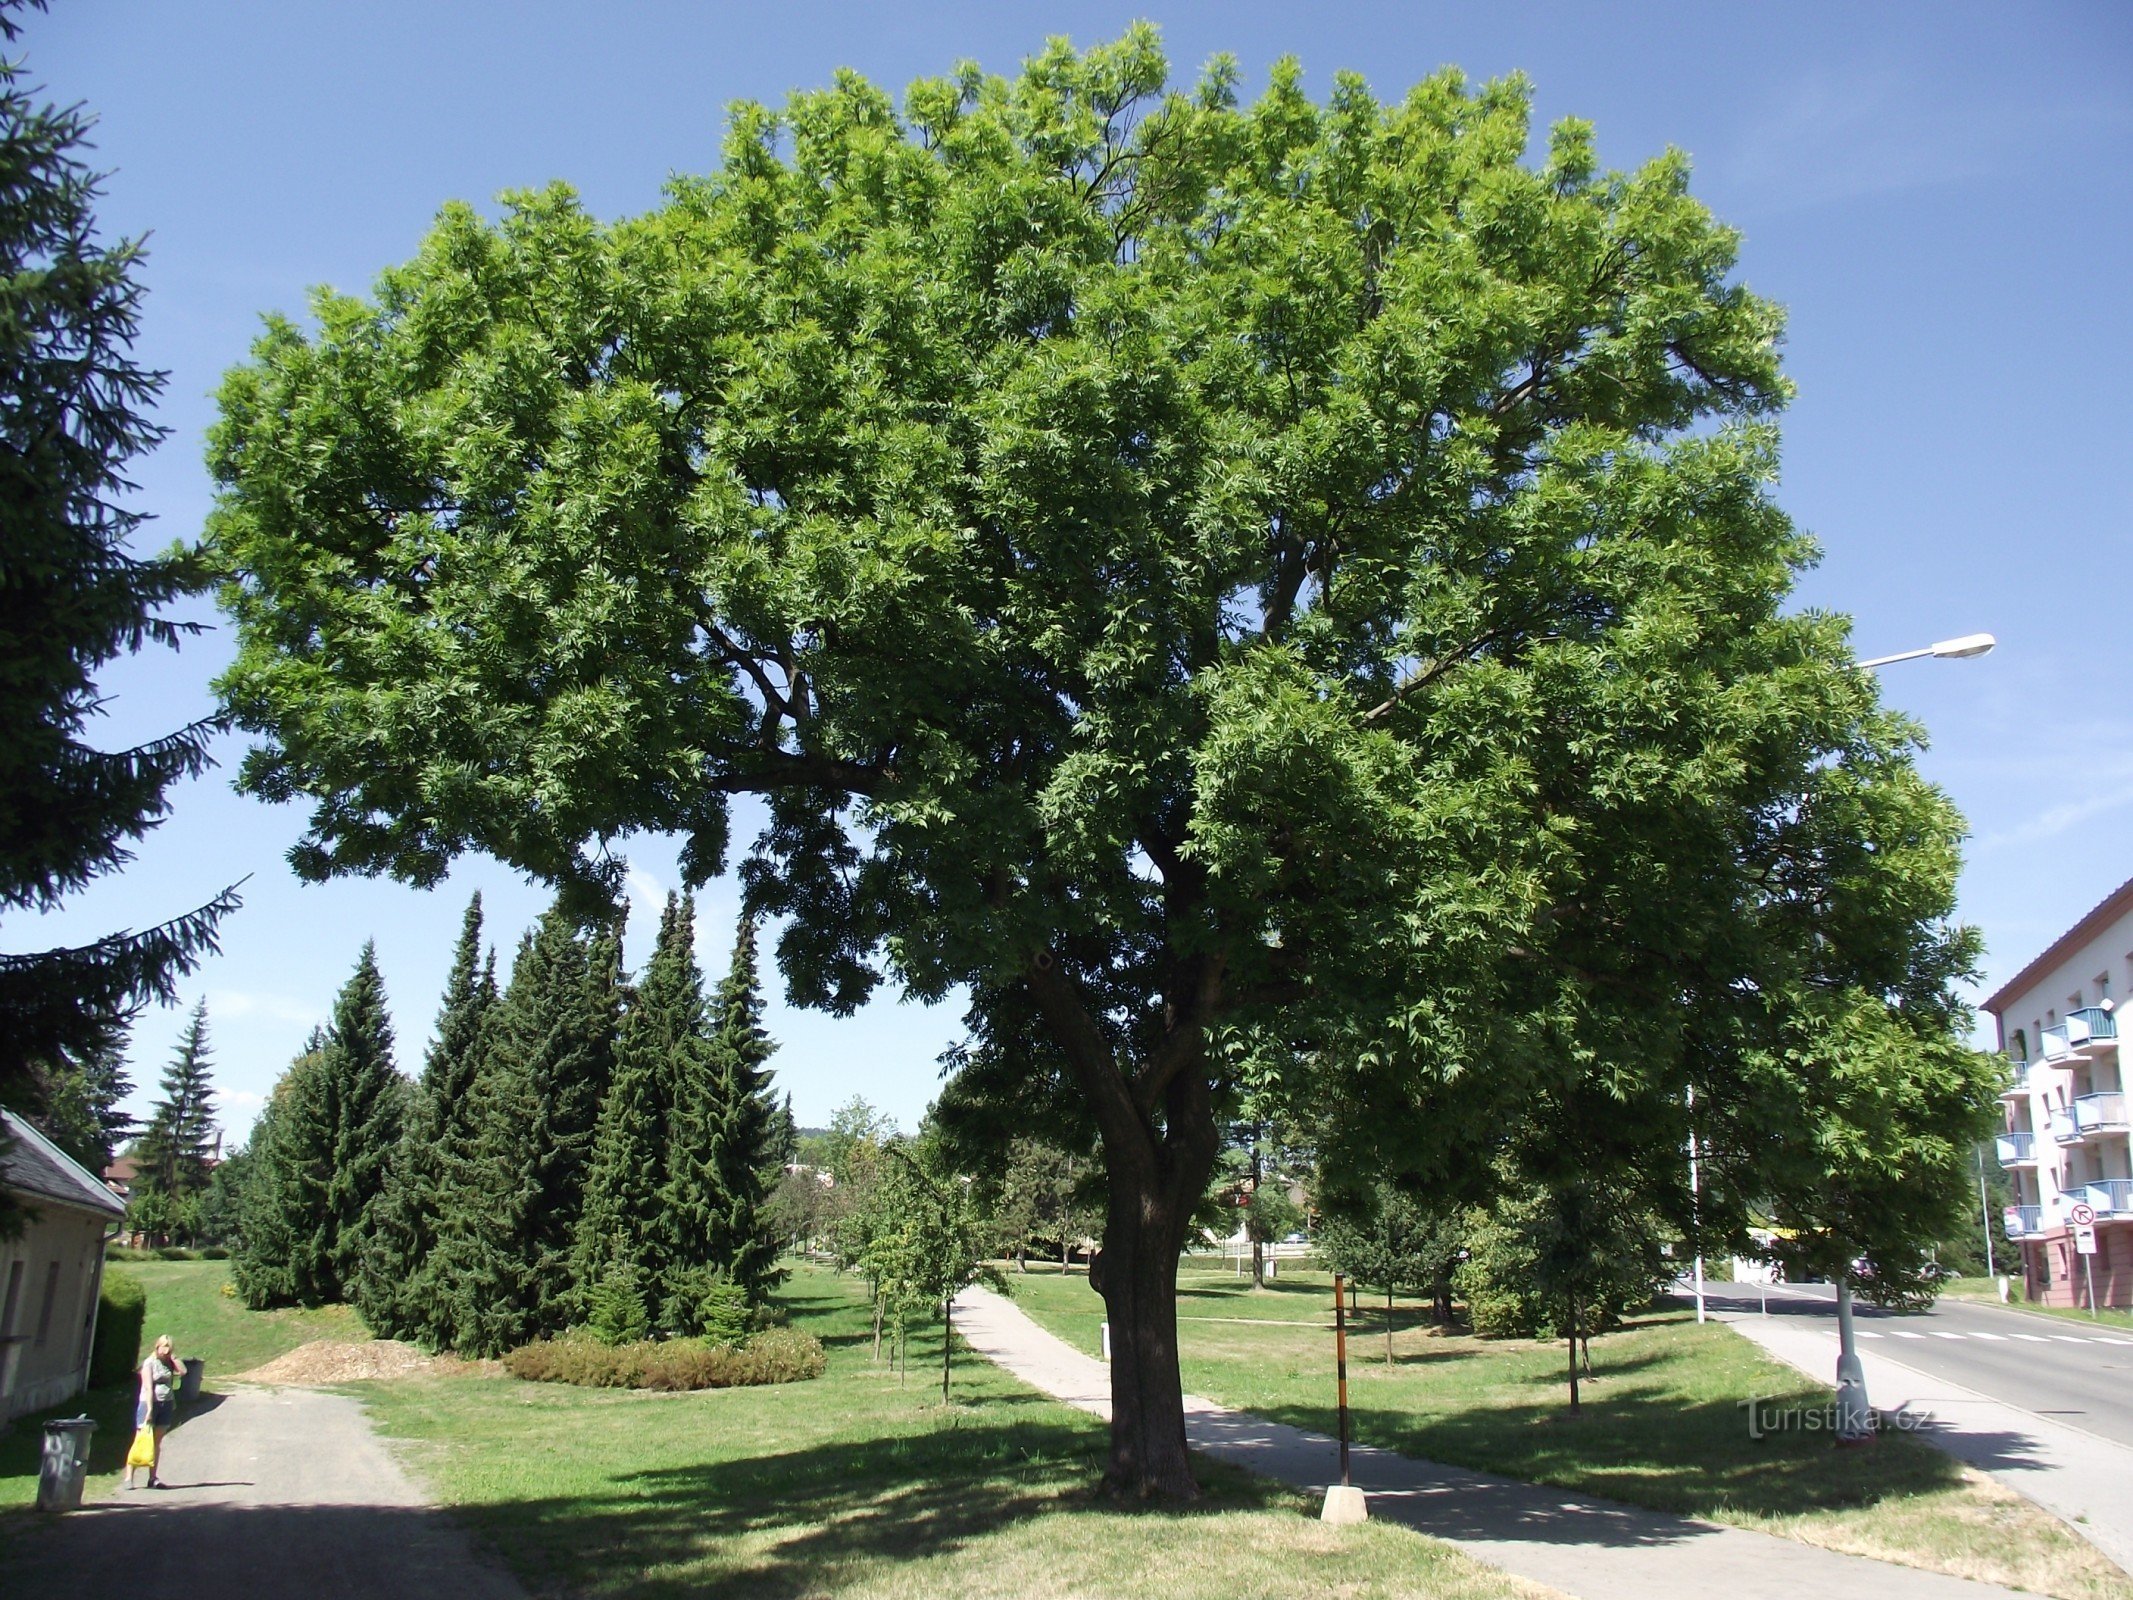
[205,32,1988,1495]
[232,1032,334,1307]
[0,1,237,1126]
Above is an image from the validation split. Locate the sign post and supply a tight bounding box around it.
[1321,1273,1368,1524]
[2071,1203,2099,1317]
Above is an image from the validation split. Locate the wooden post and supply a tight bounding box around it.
[1334,1271,1351,1487]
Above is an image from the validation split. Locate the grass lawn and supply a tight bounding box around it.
[1001,1256,2131,1600]
[1939,1274,2133,1328]
[355,1263,1553,1600]
[0,1260,367,1510]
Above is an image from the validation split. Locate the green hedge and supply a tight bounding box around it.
[503,1328,826,1390]
[89,1266,146,1388]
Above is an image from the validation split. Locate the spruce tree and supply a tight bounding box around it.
[437,905,613,1356]
[13,1021,135,1172]
[232,1033,335,1307]
[130,999,218,1241]
[318,943,407,1297]
[356,895,493,1340]
[575,893,695,1311]
[0,4,238,1127]
[671,912,782,1310]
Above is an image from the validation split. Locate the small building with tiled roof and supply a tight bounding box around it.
[2,1109,127,1421]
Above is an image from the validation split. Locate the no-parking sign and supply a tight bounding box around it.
[2071,1201,2097,1227]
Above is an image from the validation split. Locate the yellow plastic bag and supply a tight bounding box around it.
[126,1427,156,1470]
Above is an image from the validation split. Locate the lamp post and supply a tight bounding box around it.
[1855,633,1995,671]
[1829,627,1994,1441]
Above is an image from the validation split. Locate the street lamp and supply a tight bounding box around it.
[1855,633,1996,671]
[1831,626,1997,1439]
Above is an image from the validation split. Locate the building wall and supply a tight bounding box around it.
[0,1204,110,1422]
[1991,897,2133,1309]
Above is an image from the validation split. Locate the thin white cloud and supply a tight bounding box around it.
[205,989,319,1026]
[1975,787,2133,853]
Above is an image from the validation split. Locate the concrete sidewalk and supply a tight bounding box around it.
[953,1285,2028,1600]
[2,1386,525,1600]
[1717,1302,2133,1573]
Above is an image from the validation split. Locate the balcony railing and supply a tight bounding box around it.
[2074,1092,2129,1135]
[2043,1024,2077,1062]
[2085,1179,2133,1217]
[2005,1204,2044,1238]
[1996,1130,2037,1165]
[2068,1007,2119,1050]
[2052,1109,2080,1144]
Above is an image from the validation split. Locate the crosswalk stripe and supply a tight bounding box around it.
[2053,1335,2091,1343]
[1968,1332,2007,1340]
[1930,1331,1965,1339]
[2010,1334,2050,1341]
[1857,1330,1882,1338]
[2097,1337,2133,1346]
[1890,1330,1925,1338]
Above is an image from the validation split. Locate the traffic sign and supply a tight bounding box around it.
[2070,1202,2097,1227]
[2076,1225,2098,1255]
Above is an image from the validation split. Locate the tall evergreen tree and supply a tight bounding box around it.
[0,2,237,1130]
[356,895,494,1340]
[9,1020,135,1173]
[436,904,613,1356]
[319,942,408,1297]
[232,1032,334,1307]
[130,999,218,1241]
[677,913,782,1305]
[576,893,695,1314]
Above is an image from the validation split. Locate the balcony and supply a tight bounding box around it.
[2085,1179,2133,1218]
[2068,1007,2118,1054]
[2043,1024,2077,1063]
[1997,1130,2038,1166]
[2073,1092,2129,1138]
[2052,1108,2080,1144]
[2005,1205,2045,1238]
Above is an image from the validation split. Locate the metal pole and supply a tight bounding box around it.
[1333,1271,1352,1488]
[1687,1085,1705,1324]
[2087,1253,2099,1320]
[1835,1277,1872,1442]
[1978,1146,1996,1281]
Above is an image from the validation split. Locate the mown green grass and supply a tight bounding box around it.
[1002,1256,2132,1600]
[0,1260,368,1510]
[356,1264,1553,1600]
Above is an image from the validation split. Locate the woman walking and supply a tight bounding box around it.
[122,1334,186,1489]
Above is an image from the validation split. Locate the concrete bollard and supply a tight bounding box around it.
[1321,1484,1369,1524]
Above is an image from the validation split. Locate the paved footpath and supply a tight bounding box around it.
[2,1386,525,1600]
[953,1285,2029,1600]
[1714,1294,2133,1574]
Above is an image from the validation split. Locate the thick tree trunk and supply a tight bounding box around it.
[942,1296,953,1402]
[1093,1171,1205,1499]
[1386,1284,1395,1364]
[1251,1237,1264,1288]
[1026,945,1224,1499]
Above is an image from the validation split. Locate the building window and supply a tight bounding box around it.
[32,1260,59,1347]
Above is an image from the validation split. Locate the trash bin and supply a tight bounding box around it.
[179,1357,205,1406]
[37,1417,96,1512]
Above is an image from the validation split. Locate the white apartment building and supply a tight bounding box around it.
[1982,875,2133,1309]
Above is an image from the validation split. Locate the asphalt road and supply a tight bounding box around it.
[1686,1280,2133,1448]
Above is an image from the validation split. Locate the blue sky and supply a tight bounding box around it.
[20,1,2132,1139]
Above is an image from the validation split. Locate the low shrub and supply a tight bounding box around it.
[90,1266,146,1388]
[503,1328,826,1391]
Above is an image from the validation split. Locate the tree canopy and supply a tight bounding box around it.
[205,29,1989,1495]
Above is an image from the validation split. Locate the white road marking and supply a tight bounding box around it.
[2010,1333,2051,1341]
[1890,1330,1926,1338]
[1930,1331,1965,1339]
[2053,1335,2092,1343]
[1967,1331,2007,1340]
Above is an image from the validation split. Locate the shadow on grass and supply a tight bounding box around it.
[1245,1388,1975,1523]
